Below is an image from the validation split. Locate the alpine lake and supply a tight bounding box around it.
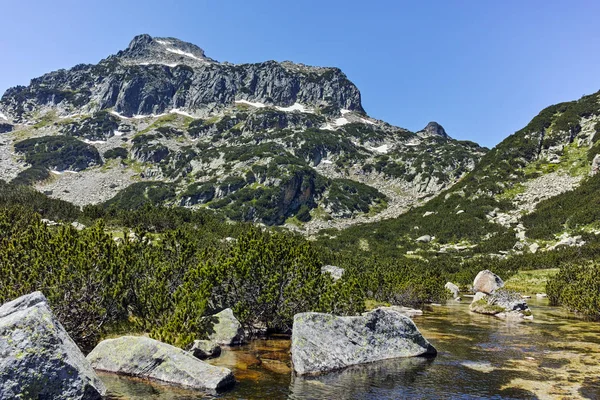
[100,297,600,399]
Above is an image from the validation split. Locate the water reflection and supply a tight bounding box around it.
[289,357,434,400]
[99,298,600,399]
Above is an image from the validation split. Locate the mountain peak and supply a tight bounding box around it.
[117,34,215,67]
[419,121,448,138]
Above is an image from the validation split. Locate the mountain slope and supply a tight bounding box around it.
[0,34,486,227]
[319,90,600,255]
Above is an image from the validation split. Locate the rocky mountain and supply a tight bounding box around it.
[0,34,486,228]
[321,90,600,256]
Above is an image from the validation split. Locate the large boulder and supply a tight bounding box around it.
[472,270,504,294]
[87,336,234,391]
[291,308,436,376]
[205,308,245,346]
[0,292,106,399]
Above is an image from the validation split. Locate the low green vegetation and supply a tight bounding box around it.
[504,268,559,294]
[14,135,102,174]
[547,263,600,319]
[62,111,119,141]
[104,147,128,160]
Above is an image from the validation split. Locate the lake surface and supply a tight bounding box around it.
[101,298,600,399]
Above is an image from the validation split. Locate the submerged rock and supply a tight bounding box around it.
[205,308,246,346]
[291,308,436,376]
[0,292,106,400]
[87,336,234,391]
[472,270,504,294]
[368,306,423,318]
[190,340,221,360]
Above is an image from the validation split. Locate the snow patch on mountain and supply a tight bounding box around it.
[170,109,194,118]
[236,100,266,108]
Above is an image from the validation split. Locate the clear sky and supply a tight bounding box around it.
[1,0,599,148]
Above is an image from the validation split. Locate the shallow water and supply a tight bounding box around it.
[102,298,600,399]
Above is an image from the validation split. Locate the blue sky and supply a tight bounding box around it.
[1,0,599,147]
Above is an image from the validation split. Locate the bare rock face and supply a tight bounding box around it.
[419,122,449,138]
[1,34,364,121]
[0,292,106,400]
[87,336,234,391]
[291,308,436,376]
[472,270,504,294]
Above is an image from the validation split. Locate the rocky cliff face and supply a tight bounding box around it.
[0,34,363,122]
[0,34,486,230]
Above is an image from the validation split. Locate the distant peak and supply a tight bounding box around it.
[127,34,153,51]
[420,121,448,138]
[118,34,215,67]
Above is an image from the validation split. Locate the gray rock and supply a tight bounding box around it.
[415,235,432,243]
[472,292,487,303]
[321,265,345,281]
[291,308,436,375]
[205,308,245,346]
[418,122,449,138]
[529,243,540,253]
[71,221,86,231]
[472,270,504,294]
[0,292,106,399]
[445,282,460,298]
[592,154,600,176]
[470,289,532,319]
[190,340,221,360]
[87,336,234,391]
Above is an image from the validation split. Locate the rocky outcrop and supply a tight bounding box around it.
[418,122,448,138]
[0,292,106,399]
[87,336,234,391]
[291,308,436,376]
[190,340,221,360]
[416,235,432,243]
[472,270,504,294]
[592,154,600,176]
[205,308,245,346]
[321,265,345,281]
[469,289,532,320]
